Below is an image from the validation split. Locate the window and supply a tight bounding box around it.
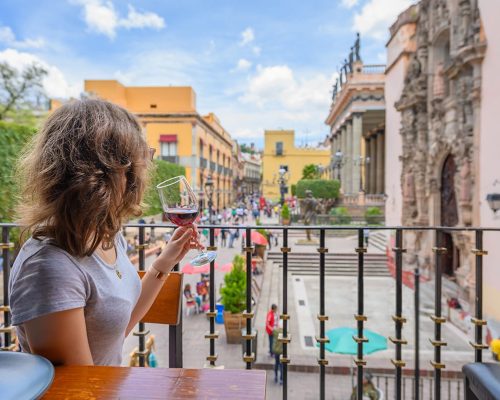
[199,140,204,157]
[150,104,157,109]
[161,141,177,156]
[276,141,283,155]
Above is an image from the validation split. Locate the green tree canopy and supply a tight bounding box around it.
[0,62,48,120]
[0,121,36,221]
[296,179,340,199]
[143,159,186,216]
[302,164,321,180]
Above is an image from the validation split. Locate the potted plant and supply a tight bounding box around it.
[281,203,291,225]
[220,255,247,344]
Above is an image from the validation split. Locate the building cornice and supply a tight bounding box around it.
[136,112,234,147]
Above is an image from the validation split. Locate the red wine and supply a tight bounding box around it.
[164,208,200,226]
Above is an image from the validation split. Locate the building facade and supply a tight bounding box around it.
[262,130,330,200]
[84,80,234,209]
[325,40,386,201]
[241,152,262,197]
[385,0,500,321]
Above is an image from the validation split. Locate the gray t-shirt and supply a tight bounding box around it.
[9,233,141,366]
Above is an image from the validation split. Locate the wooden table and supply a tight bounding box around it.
[42,366,266,399]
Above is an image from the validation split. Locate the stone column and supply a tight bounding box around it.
[376,132,385,194]
[369,135,377,195]
[365,137,371,193]
[345,120,353,194]
[352,113,362,193]
[341,126,347,190]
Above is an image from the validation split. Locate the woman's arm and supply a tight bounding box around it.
[24,308,93,366]
[125,225,198,336]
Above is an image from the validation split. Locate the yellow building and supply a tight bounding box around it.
[84,80,234,209]
[262,130,330,200]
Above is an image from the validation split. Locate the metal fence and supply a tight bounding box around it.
[1,223,497,400]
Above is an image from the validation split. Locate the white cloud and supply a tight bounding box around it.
[119,5,165,30]
[252,46,261,56]
[341,0,359,8]
[0,26,45,49]
[72,0,165,39]
[0,48,82,98]
[353,0,415,40]
[239,65,335,111]
[239,27,254,46]
[235,58,252,71]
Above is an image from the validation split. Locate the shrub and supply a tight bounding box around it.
[296,179,340,199]
[281,203,290,220]
[220,255,247,314]
[365,207,383,225]
[0,121,36,221]
[329,207,352,225]
[302,164,320,179]
[143,159,185,216]
[291,184,296,197]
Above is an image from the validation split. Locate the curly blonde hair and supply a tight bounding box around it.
[17,98,150,257]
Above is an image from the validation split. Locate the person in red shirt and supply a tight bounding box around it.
[266,304,278,356]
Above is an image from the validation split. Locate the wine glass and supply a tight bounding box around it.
[157,175,217,266]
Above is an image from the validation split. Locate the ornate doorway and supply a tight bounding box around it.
[440,155,459,276]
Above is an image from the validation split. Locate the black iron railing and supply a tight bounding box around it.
[1,223,498,400]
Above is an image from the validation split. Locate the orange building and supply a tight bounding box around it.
[84,80,234,209]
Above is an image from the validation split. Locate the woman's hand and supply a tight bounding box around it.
[154,225,202,272]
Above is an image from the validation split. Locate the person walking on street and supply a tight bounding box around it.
[272,320,283,384]
[364,229,370,247]
[266,304,278,356]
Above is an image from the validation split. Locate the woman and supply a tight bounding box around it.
[9,99,199,366]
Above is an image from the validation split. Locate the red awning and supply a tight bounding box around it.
[160,134,177,143]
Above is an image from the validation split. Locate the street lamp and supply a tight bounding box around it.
[355,155,370,192]
[486,193,500,214]
[333,150,344,182]
[205,174,214,223]
[278,167,289,205]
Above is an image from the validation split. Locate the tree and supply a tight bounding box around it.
[0,121,36,221]
[239,143,255,154]
[302,164,320,180]
[0,62,48,120]
[142,159,186,216]
[296,179,340,199]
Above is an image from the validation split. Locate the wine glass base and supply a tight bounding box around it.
[190,251,217,267]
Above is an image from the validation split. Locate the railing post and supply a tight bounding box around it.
[431,229,447,400]
[137,225,147,367]
[414,265,420,400]
[391,228,407,400]
[280,228,291,400]
[316,229,328,400]
[470,230,488,360]
[205,227,218,367]
[354,228,367,400]
[169,262,183,368]
[243,227,255,369]
[1,226,13,350]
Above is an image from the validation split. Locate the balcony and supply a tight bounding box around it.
[160,155,179,164]
[200,157,208,169]
[362,64,386,74]
[1,223,497,399]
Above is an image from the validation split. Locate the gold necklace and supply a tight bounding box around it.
[96,248,122,280]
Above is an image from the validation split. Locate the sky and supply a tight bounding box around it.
[0,0,416,148]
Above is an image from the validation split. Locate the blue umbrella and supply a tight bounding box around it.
[317,327,387,355]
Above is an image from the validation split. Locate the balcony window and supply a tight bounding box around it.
[160,141,177,157]
[276,141,283,156]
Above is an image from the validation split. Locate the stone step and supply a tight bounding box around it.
[267,252,387,259]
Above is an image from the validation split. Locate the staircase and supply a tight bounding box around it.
[267,251,390,277]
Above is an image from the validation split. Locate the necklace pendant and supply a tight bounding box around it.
[115,269,122,279]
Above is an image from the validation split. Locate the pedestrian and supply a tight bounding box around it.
[266,304,279,356]
[220,228,227,247]
[267,231,273,250]
[364,229,370,247]
[272,320,283,384]
[149,218,156,238]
